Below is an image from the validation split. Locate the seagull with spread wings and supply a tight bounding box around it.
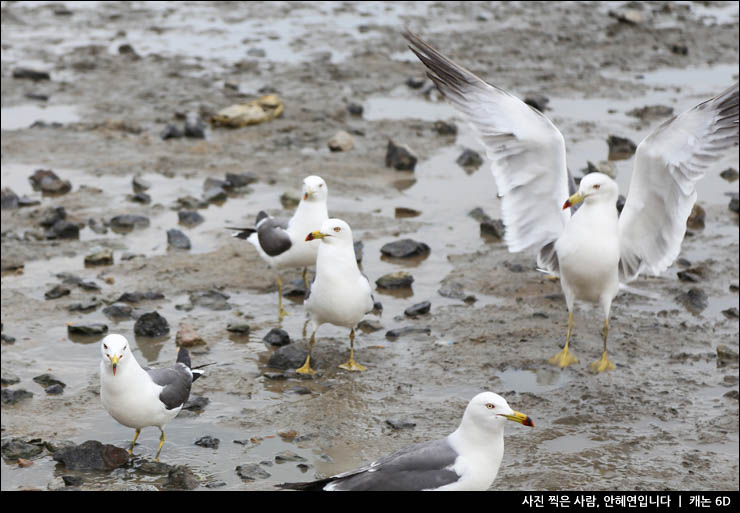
[404,30,738,372]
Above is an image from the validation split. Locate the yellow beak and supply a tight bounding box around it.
[306,230,327,241]
[502,410,534,427]
[563,191,585,210]
[303,189,314,200]
[110,354,120,376]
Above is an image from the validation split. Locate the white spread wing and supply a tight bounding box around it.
[618,82,739,282]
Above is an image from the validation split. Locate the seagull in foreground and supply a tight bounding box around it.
[296,218,375,375]
[277,392,533,491]
[100,334,203,462]
[229,175,329,321]
[404,29,739,373]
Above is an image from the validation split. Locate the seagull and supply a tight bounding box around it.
[99,334,203,462]
[296,218,375,375]
[276,392,533,491]
[229,175,329,321]
[404,29,739,372]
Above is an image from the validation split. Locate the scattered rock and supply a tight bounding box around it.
[347,103,364,116]
[385,327,431,340]
[226,323,250,335]
[194,436,220,449]
[438,281,476,303]
[670,43,688,56]
[404,301,431,317]
[39,206,66,227]
[132,175,151,192]
[1,438,43,460]
[280,191,301,209]
[385,140,418,171]
[380,239,430,259]
[102,303,133,319]
[676,271,701,283]
[2,333,17,344]
[211,94,284,127]
[480,218,506,239]
[84,248,113,266]
[677,288,708,314]
[133,312,169,337]
[29,169,71,194]
[376,271,414,289]
[45,384,64,395]
[134,460,173,475]
[385,419,416,430]
[164,465,200,490]
[1,374,21,386]
[433,120,457,135]
[626,105,673,120]
[406,76,426,89]
[456,148,483,172]
[225,172,258,188]
[721,307,739,319]
[729,193,739,214]
[394,207,421,218]
[67,323,108,336]
[189,290,231,310]
[78,280,101,291]
[585,160,617,179]
[62,475,83,487]
[45,219,80,239]
[263,328,291,347]
[686,204,705,230]
[236,463,271,481]
[176,324,206,347]
[608,8,645,24]
[184,112,206,139]
[45,284,70,300]
[267,344,309,370]
[504,261,526,273]
[281,278,308,298]
[203,185,227,203]
[117,291,165,303]
[33,374,66,389]
[1,188,19,209]
[127,192,151,204]
[719,168,739,182]
[110,214,150,232]
[1,389,34,405]
[167,228,191,250]
[357,319,383,333]
[183,395,209,412]
[52,440,129,470]
[88,218,108,234]
[328,130,354,152]
[717,345,739,363]
[606,135,637,161]
[173,195,209,210]
[275,451,306,463]
[13,67,51,81]
[524,94,550,112]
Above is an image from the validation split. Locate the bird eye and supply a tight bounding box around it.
[486,403,495,409]
[103,344,108,349]
[333,226,341,232]
[319,183,324,187]
[593,184,601,190]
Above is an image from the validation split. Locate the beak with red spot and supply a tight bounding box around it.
[110,354,120,376]
[563,191,585,210]
[501,410,535,427]
[305,230,328,242]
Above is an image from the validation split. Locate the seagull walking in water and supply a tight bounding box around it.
[100,334,203,461]
[229,175,329,321]
[297,218,375,375]
[277,392,533,491]
[404,29,738,372]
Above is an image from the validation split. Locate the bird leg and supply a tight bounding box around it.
[339,329,367,371]
[302,267,309,291]
[548,311,579,367]
[128,428,141,455]
[277,276,289,321]
[296,330,317,375]
[590,318,616,373]
[154,429,166,462]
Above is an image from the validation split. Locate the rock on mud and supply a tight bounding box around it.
[84,248,113,266]
[626,105,674,120]
[12,67,51,81]
[117,291,165,303]
[33,374,66,389]
[357,319,383,333]
[405,301,431,317]
[456,149,483,172]
[164,465,200,490]
[606,135,637,161]
[110,214,150,232]
[328,130,354,152]
[686,204,705,230]
[1,188,19,209]
[677,288,708,314]
[719,168,739,182]
[1,439,44,460]
[268,345,309,370]
[263,328,291,347]
[102,303,133,319]
[195,436,220,449]
[226,323,250,335]
[67,323,108,336]
[585,160,617,179]
[178,210,205,226]
[176,324,206,347]
[385,140,418,171]
[161,123,183,140]
[376,271,414,290]
[433,120,457,135]
[386,419,416,430]
[167,228,192,250]
[45,284,71,300]
[29,169,72,195]
[524,94,550,111]
[1,389,34,405]
[53,440,129,470]
[189,290,231,311]
[236,463,271,481]
[133,312,169,337]
[385,327,431,340]
[183,395,209,412]
[380,239,430,259]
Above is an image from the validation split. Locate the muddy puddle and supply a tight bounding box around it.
[2,0,738,492]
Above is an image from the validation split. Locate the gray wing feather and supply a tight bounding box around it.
[327,438,460,491]
[146,364,193,410]
[257,216,292,257]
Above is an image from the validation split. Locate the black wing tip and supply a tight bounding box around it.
[275,480,330,491]
[227,226,256,239]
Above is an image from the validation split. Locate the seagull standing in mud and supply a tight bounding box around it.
[404,30,739,372]
[229,175,329,321]
[100,334,203,461]
[296,218,375,375]
[277,392,533,491]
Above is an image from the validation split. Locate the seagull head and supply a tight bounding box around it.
[563,173,618,210]
[464,392,534,432]
[306,218,354,245]
[101,334,132,377]
[302,175,328,203]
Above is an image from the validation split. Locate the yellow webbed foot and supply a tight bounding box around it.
[296,357,316,376]
[548,346,579,368]
[338,359,367,372]
[278,306,290,321]
[589,351,616,373]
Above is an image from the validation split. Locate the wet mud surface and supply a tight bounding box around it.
[1,1,738,490]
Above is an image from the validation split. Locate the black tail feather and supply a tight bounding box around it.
[226,226,256,240]
[276,478,335,491]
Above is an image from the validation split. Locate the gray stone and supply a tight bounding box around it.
[386,419,416,430]
[606,135,637,161]
[376,271,414,289]
[45,220,80,240]
[404,301,431,317]
[39,206,66,227]
[52,440,129,470]
[183,395,209,412]
[236,463,271,481]
[524,94,550,112]
[585,160,617,179]
[1,374,20,386]
[194,436,220,449]
[67,323,108,336]
[225,172,258,188]
[203,186,227,203]
[164,465,200,490]
[84,248,113,266]
[1,389,34,405]
[438,281,476,303]
[385,140,418,171]
[406,76,426,89]
[380,239,430,259]
[133,312,169,337]
[347,103,364,116]
[132,175,152,192]
[267,345,309,370]
[719,168,739,182]
[184,112,206,139]
[13,67,51,80]
[178,210,205,226]
[33,374,66,389]
[161,123,183,140]
[328,130,354,152]
[103,303,134,319]
[110,214,150,232]
[275,451,306,463]
[626,105,674,120]
[686,204,705,230]
[127,192,151,204]
[357,319,383,333]
[45,384,64,395]
[117,291,165,303]
[167,228,191,250]
[189,290,231,310]
[717,345,739,362]
[385,327,431,340]
[45,284,71,300]
[677,288,708,314]
[1,438,44,460]
[354,240,364,263]
[263,328,291,347]
[1,188,19,209]
[226,323,250,335]
[721,307,739,319]
[281,278,308,298]
[456,148,483,171]
[29,169,71,194]
[62,475,83,487]
[729,193,739,214]
[433,120,457,135]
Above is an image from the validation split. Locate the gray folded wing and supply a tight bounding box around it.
[618,82,739,282]
[146,364,193,410]
[257,215,292,257]
[324,438,461,491]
